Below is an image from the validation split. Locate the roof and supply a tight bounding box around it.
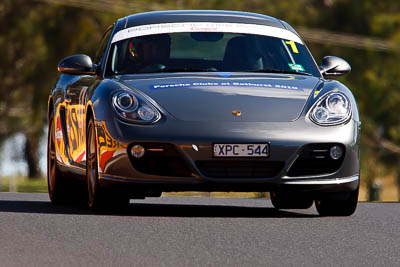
[122,10,287,30]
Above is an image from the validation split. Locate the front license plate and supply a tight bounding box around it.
[213,144,269,157]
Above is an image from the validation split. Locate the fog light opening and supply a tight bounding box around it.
[330,145,343,160]
[131,145,145,158]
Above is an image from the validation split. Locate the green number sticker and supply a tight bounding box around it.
[288,63,305,72]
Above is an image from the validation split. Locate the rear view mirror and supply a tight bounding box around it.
[319,56,351,77]
[190,32,224,41]
[58,54,96,75]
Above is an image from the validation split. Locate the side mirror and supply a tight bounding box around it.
[58,54,96,75]
[319,56,351,77]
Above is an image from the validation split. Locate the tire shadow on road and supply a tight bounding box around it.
[0,200,319,218]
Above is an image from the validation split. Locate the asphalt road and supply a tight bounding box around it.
[0,193,398,266]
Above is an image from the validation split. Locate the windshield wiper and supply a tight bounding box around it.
[244,69,313,76]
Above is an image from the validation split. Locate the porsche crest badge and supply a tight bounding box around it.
[232,110,241,117]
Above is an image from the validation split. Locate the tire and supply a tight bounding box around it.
[270,192,313,209]
[86,117,104,209]
[315,187,359,216]
[86,117,129,210]
[47,112,71,204]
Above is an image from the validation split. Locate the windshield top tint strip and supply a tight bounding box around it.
[111,22,303,44]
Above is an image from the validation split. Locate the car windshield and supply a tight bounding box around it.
[106,25,321,77]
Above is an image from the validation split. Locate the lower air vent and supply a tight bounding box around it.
[287,143,345,177]
[196,160,284,178]
[128,143,191,177]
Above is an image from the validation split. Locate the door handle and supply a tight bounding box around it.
[65,89,72,103]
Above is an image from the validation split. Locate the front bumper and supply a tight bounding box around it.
[99,174,359,194]
[95,116,360,193]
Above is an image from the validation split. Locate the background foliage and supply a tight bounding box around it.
[1,0,399,200]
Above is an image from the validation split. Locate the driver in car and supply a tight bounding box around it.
[127,34,171,72]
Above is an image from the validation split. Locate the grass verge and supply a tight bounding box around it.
[0,176,48,193]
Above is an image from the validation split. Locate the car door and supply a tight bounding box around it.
[65,25,114,167]
[65,77,93,167]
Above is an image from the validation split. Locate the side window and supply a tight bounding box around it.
[93,25,113,65]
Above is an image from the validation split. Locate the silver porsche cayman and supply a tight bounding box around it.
[48,10,360,216]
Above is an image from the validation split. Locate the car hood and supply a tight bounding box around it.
[117,73,320,122]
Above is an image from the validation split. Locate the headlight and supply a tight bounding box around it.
[112,90,161,124]
[309,92,351,126]
[114,92,139,112]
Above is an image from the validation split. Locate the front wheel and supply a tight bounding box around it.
[315,187,359,216]
[86,117,105,209]
[86,118,129,210]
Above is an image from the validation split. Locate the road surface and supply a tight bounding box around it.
[0,193,398,266]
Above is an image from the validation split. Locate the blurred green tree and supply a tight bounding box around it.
[0,0,117,177]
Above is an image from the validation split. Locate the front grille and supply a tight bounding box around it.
[196,160,284,178]
[128,143,191,177]
[287,143,345,177]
